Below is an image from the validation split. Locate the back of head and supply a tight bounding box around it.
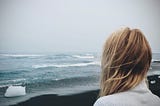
[100,27,152,96]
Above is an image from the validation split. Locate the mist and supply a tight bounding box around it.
[0,0,160,53]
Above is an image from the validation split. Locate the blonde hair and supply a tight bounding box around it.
[100,27,152,96]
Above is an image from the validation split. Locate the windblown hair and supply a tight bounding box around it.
[100,27,152,96]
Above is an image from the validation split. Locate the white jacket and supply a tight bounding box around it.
[94,80,160,106]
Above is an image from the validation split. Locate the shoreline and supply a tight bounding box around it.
[0,84,99,106]
[10,74,160,106]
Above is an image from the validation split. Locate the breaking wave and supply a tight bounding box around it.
[72,55,94,59]
[32,61,100,69]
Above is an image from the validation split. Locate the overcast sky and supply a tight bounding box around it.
[0,0,160,53]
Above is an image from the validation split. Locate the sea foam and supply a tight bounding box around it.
[0,54,44,58]
[0,79,26,88]
[72,55,94,59]
[32,61,100,69]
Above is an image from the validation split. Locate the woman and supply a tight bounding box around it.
[94,27,160,106]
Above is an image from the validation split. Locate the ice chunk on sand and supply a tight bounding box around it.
[5,85,26,97]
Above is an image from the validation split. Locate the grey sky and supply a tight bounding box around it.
[0,0,160,53]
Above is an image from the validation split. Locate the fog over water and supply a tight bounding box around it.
[0,0,160,53]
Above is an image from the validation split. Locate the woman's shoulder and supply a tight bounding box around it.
[93,96,115,106]
[94,93,127,106]
[94,89,160,106]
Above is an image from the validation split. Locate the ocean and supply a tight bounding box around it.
[0,52,101,106]
[0,52,159,106]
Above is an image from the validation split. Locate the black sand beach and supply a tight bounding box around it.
[11,90,99,106]
[147,75,160,98]
[10,75,160,106]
